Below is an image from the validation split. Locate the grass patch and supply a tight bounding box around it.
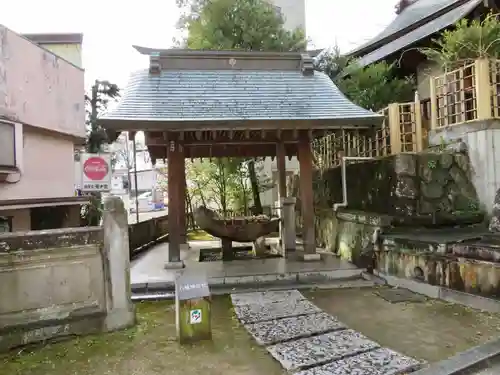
[0,297,281,375]
[187,230,214,241]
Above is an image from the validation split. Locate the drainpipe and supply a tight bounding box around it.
[333,156,375,211]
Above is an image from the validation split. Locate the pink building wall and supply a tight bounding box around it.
[0,25,85,203]
[0,129,76,201]
[0,26,85,138]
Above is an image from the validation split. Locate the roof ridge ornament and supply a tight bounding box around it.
[300,53,314,76]
[150,52,161,74]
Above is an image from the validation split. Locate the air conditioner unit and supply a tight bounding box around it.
[0,121,17,179]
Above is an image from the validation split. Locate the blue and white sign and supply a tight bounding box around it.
[190,309,202,324]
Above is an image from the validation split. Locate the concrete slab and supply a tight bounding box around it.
[231,290,305,306]
[244,312,346,346]
[266,329,380,371]
[375,287,427,303]
[131,240,360,286]
[234,299,322,324]
[295,347,422,375]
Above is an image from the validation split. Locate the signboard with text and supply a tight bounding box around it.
[80,153,111,192]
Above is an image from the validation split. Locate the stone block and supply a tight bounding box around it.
[233,299,321,324]
[164,261,185,270]
[231,290,305,306]
[295,347,422,375]
[394,153,417,176]
[300,253,322,261]
[244,312,346,346]
[266,329,380,371]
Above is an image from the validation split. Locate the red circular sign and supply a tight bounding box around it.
[83,157,109,181]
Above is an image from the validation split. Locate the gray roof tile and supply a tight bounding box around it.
[100,69,381,125]
[356,0,481,67]
[349,0,465,56]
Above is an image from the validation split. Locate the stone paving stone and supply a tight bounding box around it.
[234,299,322,324]
[231,290,305,306]
[295,347,423,375]
[244,312,347,346]
[266,329,380,371]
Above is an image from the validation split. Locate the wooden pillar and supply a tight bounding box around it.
[178,147,187,246]
[298,131,318,259]
[276,142,287,199]
[166,133,184,267]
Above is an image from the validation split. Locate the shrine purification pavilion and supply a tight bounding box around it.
[99,47,382,267]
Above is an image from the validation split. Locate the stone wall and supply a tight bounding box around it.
[0,196,135,351]
[292,152,482,225]
[290,151,483,266]
[376,232,500,299]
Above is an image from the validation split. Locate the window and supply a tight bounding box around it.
[0,121,16,168]
[0,216,12,233]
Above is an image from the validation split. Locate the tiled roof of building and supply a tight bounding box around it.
[99,49,381,129]
[356,0,482,67]
[350,0,462,56]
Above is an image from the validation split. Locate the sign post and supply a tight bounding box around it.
[175,271,212,344]
[81,153,112,192]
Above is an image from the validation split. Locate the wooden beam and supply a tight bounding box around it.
[167,133,182,263]
[276,141,287,199]
[298,131,315,255]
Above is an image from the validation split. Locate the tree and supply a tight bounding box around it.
[179,0,307,214]
[315,47,415,111]
[81,79,120,226]
[420,13,500,70]
[86,80,120,153]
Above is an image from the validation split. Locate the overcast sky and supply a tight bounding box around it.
[1,0,397,88]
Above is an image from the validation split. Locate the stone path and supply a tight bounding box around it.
[231,290,425,374]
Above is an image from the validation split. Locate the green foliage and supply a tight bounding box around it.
[86,80,120,154]
[184,0,306,51]
[186,158,254,214]
[420,13,500,70]
[337,62,415,111]
[315,49,415,111]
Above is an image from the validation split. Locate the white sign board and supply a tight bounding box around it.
[190,309,202,324]
[80,153,112,192]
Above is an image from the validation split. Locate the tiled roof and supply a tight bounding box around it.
[356,0,481,67]
[349,0,471,56]
[99,68,381,126]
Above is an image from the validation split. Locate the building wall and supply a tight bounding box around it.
[0,26,85,139]
[270,0,306,31]
[0,208,30,232]
[38,43,83,68]
[416,60,443,100]
[0,127,76,201]
[429,122,500,214]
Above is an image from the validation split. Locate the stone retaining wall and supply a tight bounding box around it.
[292,151,483,228]
[0,197,135,352]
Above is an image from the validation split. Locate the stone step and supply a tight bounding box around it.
[131,268,367,294]
[131,278,377,301]
[295,347,422,375]
[266,329,381,372]
[231,290,424,374]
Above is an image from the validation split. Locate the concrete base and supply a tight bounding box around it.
[373,271,500,313]
[180,243,190,251]
[299,253,321,262]
[104,307,136,332]
[164,261,185,270]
